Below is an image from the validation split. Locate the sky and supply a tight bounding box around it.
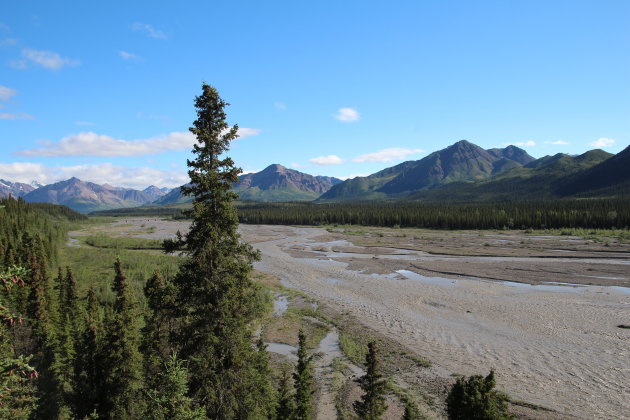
[1,0,628,189]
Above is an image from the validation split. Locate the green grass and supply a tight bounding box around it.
[338,329,369,366]
[58,243,180,303]
[83,234,164,250]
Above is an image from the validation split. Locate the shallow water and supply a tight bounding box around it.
[266,342,297,360]
[273,294,288,316]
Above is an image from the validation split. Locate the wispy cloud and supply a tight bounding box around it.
[545,140,570,145]
[334,107,360,122]
[503,140,536,147]
[0,162,188,189]
[309,155,344,165]
[18,128,261,157]
[131,22,167,39]
[353,147,423,163]
[20,48,80,70]
[0,112,34,120]
[274,102,287,111]
[119,50,139,60]
[0,38,17,47]
[590,138,615,148]
[0,85,16,101]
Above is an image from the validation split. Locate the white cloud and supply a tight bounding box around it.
[338,173,370,180]
[0,112,34,120]
[18,128,261,157]
[236,127,261,138]
[131,22,167,39]
[0,162,188,189]
[290,162,303,169]
[353,147,424,163]
[590,138,615,148]
[334,107,360,122]
[18,131,195,157]
[503,140,536,147]
[274,102,287,111]
[0,85,16,101]
[21,48,80,70]
[545,140,570,145]
[309,155,344,165]
[119,50,139,60]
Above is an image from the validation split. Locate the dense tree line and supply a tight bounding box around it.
[236,199,630,230]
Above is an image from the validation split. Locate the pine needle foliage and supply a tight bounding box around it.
[275,365,294,420]
[354,341,387,420]
[164,83,273,419]
[293,329,314,420]
[102,259,144,419]
[446,370,513,420]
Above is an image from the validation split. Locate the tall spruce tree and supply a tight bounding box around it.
[276,365,294,420]
[293,330,314,420]
[164,83,273,419]
[354,341,387,420]
[102,259,143,420]
[73,287,105,418]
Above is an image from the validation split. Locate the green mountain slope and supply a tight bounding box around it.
[408,149,615,202]
[319,140,534,201]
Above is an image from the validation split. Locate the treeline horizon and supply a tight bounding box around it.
[90,198,630,230]
[234,199,630,230]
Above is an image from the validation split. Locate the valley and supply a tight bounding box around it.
[73,217,630,419]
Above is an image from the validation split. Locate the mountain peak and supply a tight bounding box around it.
[262,164,287,172]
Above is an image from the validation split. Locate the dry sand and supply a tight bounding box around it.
[238,224,630,420]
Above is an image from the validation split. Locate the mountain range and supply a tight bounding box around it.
[319,140,537,201]
[0,179,43,198]
[155,164,343,205]
[3,140,628,213]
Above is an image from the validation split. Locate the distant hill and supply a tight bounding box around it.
[319,140,535,201]
[0,179,39,198]
[156,164,342,204]
[23,177,154,213]
[557,145,630,198]
[407,149,615,202]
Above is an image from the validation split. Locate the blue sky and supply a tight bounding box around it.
[1,0,628,189]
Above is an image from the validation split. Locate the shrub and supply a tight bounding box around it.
[446,370,513,420]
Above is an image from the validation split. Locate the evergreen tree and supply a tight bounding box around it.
[102,259,144,419]
[142,271,175,388]
[73,288,105,419]
[145,353,205,420]
[446,370,513,420]
[402,401,421,420]
[354,341,387,420]
[163,82,273,419]
[27,253,69,419]
[276,365,294,420]
[293,330,314,420]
